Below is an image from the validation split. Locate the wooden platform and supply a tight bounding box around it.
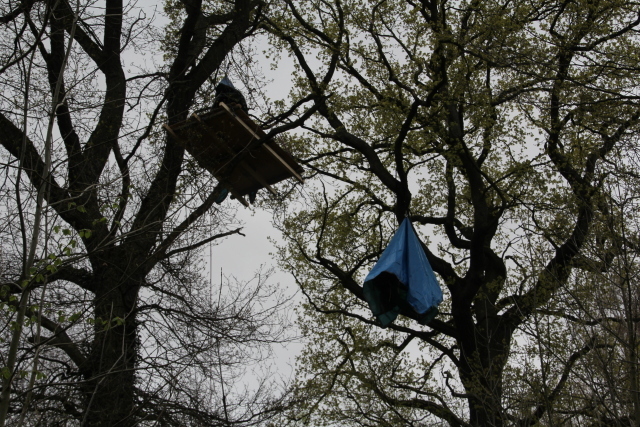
[164,102,303,206]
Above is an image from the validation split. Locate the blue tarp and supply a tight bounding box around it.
[363,218,443,327]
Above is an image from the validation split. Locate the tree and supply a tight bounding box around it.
[546,177,640,426]
[265,0,640,425]
[0,0,293,425]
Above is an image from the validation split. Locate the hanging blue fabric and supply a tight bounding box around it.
[363,218,443,327]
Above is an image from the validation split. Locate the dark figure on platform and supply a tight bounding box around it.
[212,77,258,204]
[213,76,248,113]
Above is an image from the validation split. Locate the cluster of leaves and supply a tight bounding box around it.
[259,0,640,425]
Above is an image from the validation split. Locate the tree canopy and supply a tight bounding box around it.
[263,0,640,425]
[2,0,640,426]
[0,0,294,425]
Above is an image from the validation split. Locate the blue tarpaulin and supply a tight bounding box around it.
[363,218,443,327]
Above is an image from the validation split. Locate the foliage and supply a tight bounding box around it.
[264,0,640,425]
[0,0,293,425]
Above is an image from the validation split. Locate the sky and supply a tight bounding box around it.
[122,0,353,391]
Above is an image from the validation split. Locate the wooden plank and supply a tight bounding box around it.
[181,114,250,207]
[163,123,183,143]
[192,113,238,156]
[229,190,250,207]
[192,113,277,196]
[219,102,261,139]
[262,143,304,183]
[219,102,304,183]
[165,104,303,202]
[241,166,277,196]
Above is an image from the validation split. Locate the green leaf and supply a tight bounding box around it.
[1,367,11,379]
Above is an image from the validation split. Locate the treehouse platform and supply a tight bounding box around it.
[164,102,304,207]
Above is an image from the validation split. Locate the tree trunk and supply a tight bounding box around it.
[83,266,140,426]
[454,290,511,427]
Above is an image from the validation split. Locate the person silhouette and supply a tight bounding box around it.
[211,77,258,204]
